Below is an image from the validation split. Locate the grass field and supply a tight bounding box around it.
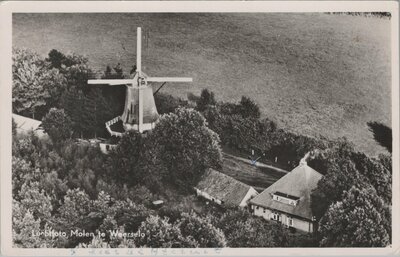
[12,13,391,156]
[221,153,285,192]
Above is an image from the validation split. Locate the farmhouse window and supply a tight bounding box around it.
[287,217,294,227]
[271,212,280,221]
[272,192,300,206]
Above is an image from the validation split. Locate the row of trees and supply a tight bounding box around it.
[326,12,392,19]
[195,89,327,169]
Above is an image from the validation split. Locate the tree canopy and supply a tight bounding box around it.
[42,108,73,142]
[12,48,67,119]
[319,186,391,247]
[367,121,392,153]
[217,208,290,247]
[150,107,222,189]
[196,89,217,112]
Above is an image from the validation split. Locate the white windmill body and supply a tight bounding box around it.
[88,27,192,136]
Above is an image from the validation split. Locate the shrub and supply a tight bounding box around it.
[42,108,73,142]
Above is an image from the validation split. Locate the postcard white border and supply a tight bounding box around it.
[0,1,399,256]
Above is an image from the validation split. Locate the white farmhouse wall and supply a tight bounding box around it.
[194,188,222,205]
[291,218,314,232]
[253,205,273,220]
[251,204,314,233]
[239,187,258,207]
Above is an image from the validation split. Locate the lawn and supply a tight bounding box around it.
[12,13,391,156]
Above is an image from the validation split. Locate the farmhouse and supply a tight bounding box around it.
[12,114,45,138]
[195,168,258,208]
[249,160,322,233]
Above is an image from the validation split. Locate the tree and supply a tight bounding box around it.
[42,108,73,142]
[101,63,125,79]
[307,138,354,176]
[56,188,93,236]
[319,186,391,247]
[57,142,105,197]
[349,151,392,204]
[17,181,53,222]
[61,86,121,138]
[196,89,216,112]
[12,118,17,136]
[378,153,392,172]
[51,51,92,90]
[47,49,66,69]
[107,130,165,189]
[12,156,33,197]
[176,212,226,247]
[38,170,69,210]
[77,235,110,248]
[154,93,188,114]
[95,180,155,206]
[12,48,67,119]
[310,158,368,220]
[238,96,261,119]
[13,200,55,248]
[150,108,222,189]
[112,199,153,233]
[61,88,88,137]
[217,209,289,247]
[134,215,198,248]
[367,121,392,153]
[84,88,116,137]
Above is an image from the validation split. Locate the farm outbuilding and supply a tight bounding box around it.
[12,114,45,138]
[194,168,258,208]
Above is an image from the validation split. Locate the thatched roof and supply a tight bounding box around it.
[250,163,322,220]
[196,168,255,206]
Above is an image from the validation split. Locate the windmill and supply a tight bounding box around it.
[88,27,192,136]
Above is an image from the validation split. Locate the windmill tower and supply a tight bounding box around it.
[88,27,192,136]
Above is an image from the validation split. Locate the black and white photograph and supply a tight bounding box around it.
[0,1,399,255]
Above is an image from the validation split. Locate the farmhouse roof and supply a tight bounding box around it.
[250,163,322,220]
[195,168,255,207]
[12,114,42,132]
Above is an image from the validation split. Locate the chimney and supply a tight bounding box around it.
[299,152,310,166]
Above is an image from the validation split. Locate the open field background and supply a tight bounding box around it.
[12,13,391,157]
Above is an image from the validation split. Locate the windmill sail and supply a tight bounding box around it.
[147,77,193,82]
[137,27,142,74]
[88,79,131,85]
